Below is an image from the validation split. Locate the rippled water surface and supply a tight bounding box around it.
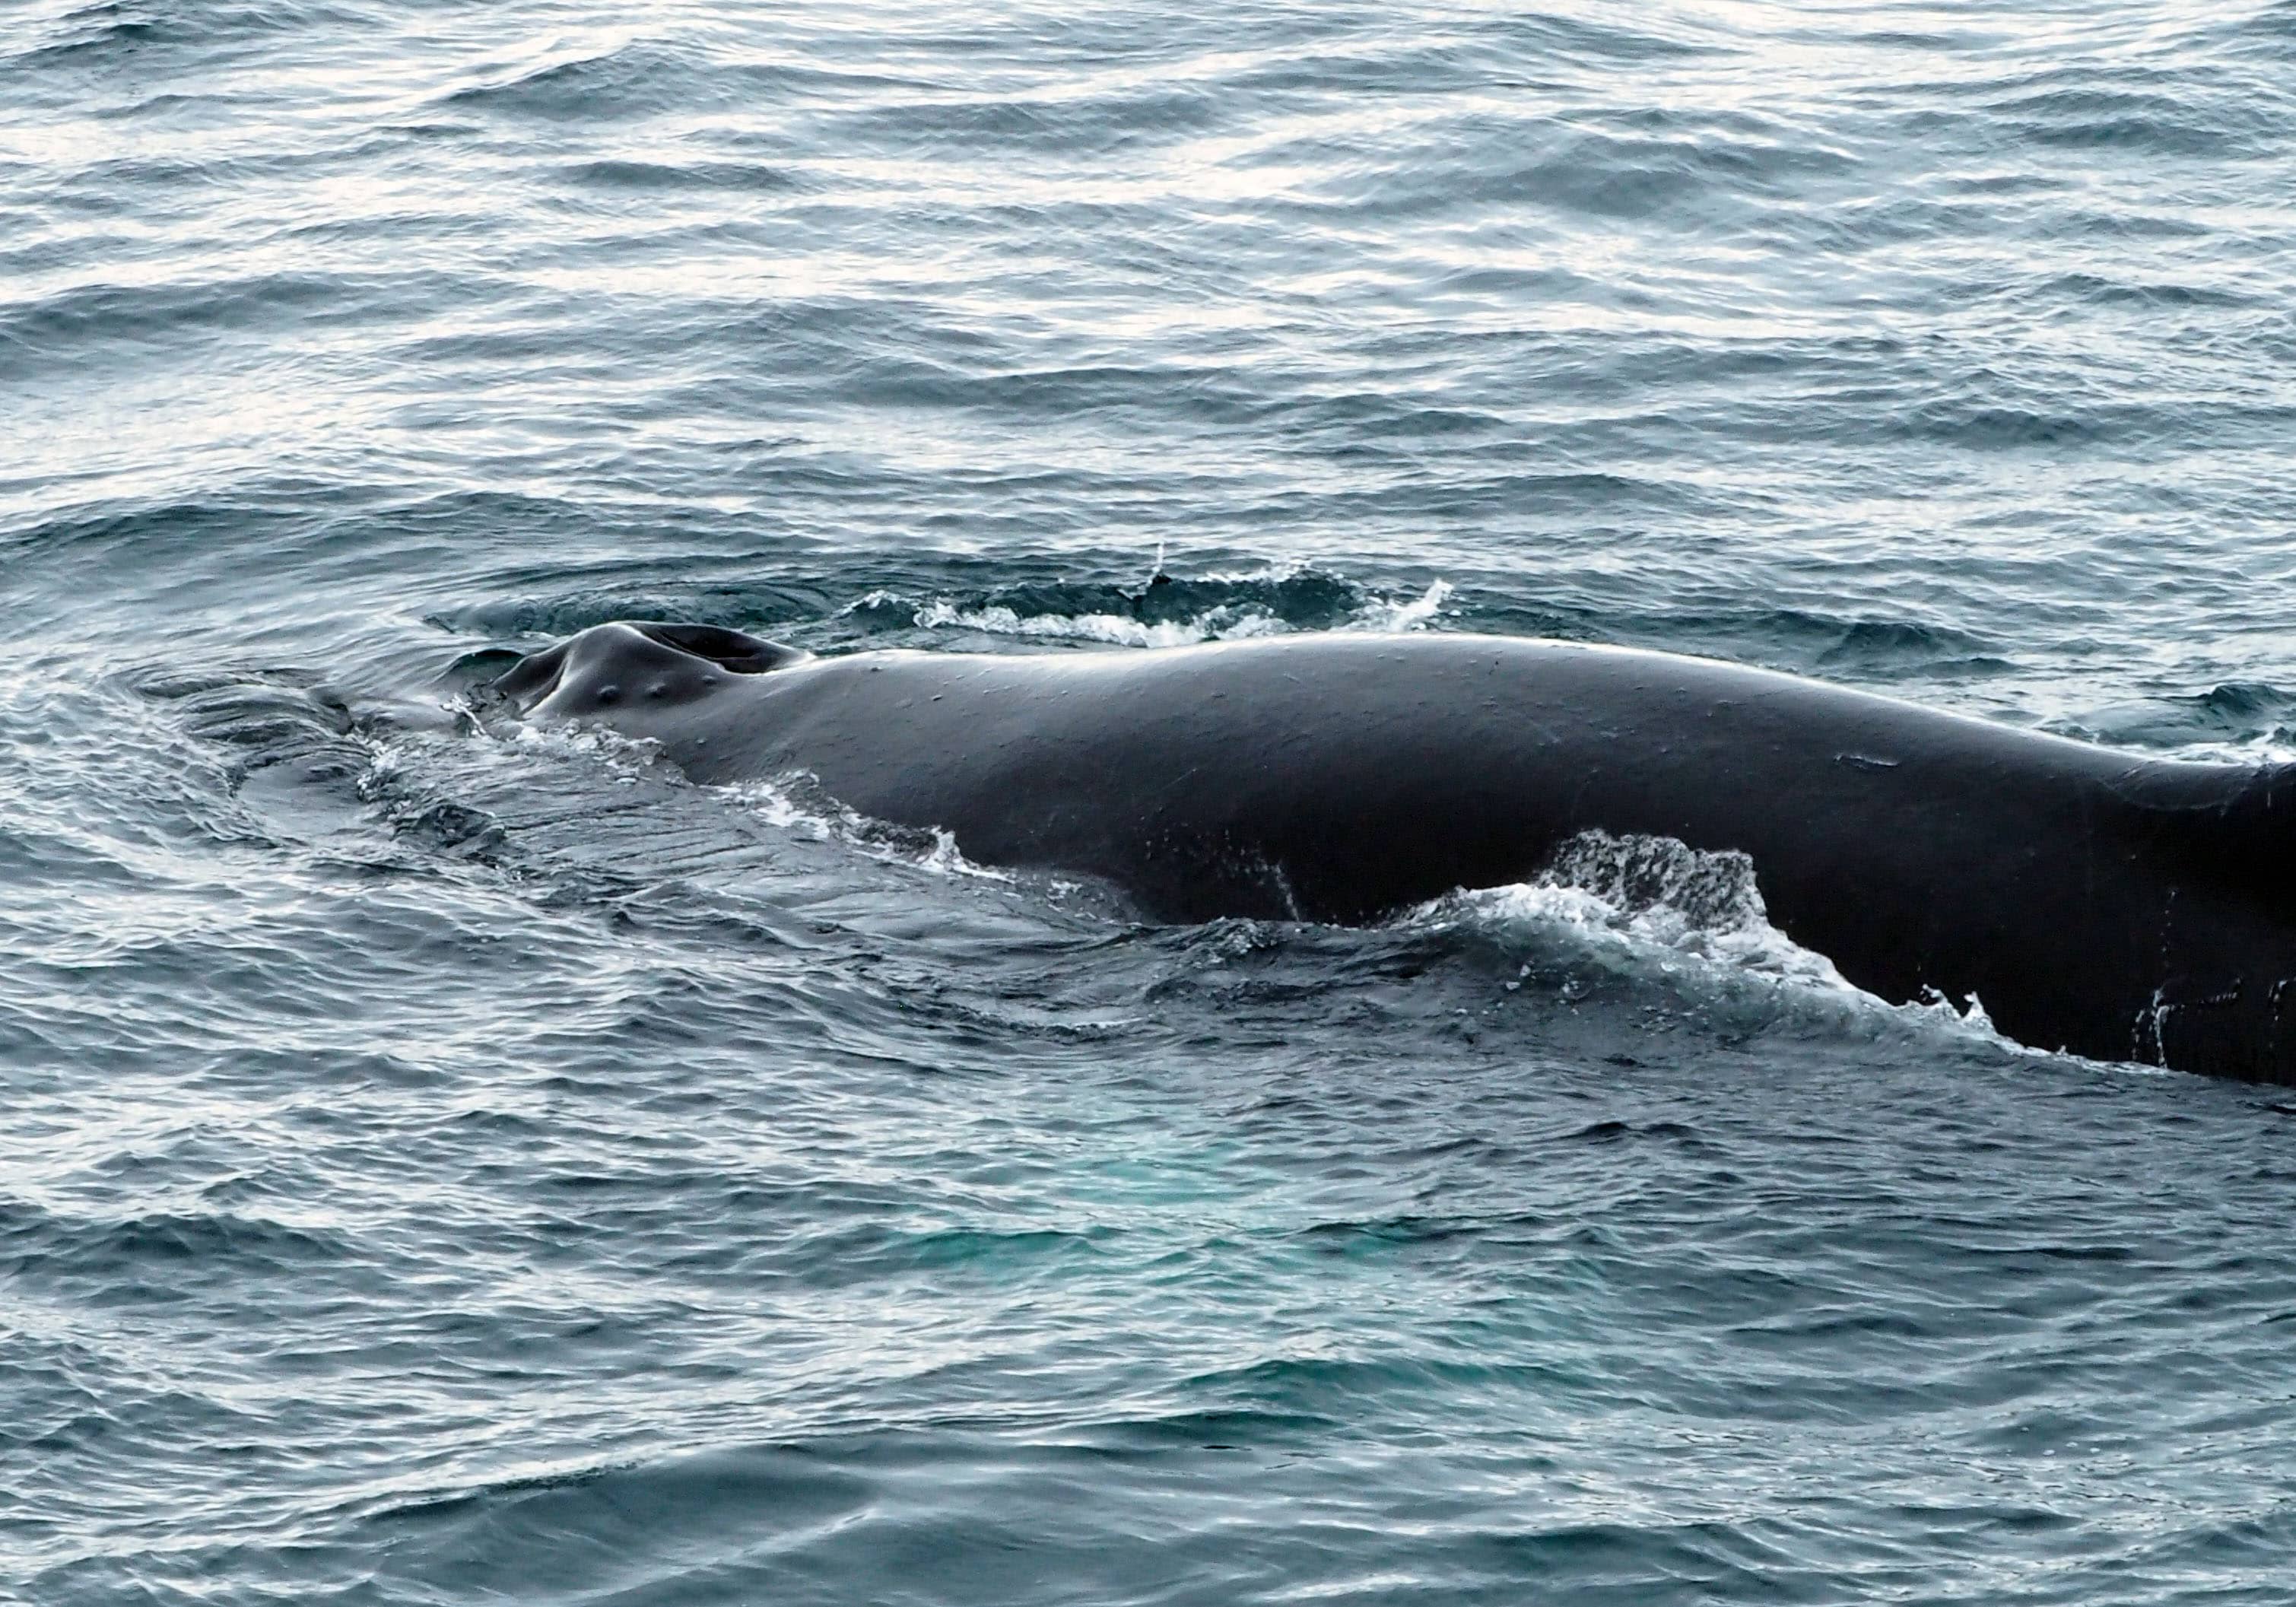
[9,2,2296,1601]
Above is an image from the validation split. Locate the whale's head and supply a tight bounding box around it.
[487,621,812,721]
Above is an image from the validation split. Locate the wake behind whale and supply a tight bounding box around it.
[487,621,2296,1082]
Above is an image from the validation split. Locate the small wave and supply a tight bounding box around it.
[1635,607,2021,688]
[14,1,372,68]
[865,567,1451,649]
[352,1443,876,1591]
[3,1198,357,1287]
[2053,681,2296,758]
[1897,400,2116,451]
[128,668,370,794]
[557,157,802,196]
[442,38,700,122]
[821,85,1223,158]
[2037,272,2259,311]
[909,597,1288,649]
[10,5,180,70]
[1980,84,2266,161]
[0,273,352,371]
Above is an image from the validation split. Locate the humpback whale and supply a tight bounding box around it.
[488,621,2296,1081]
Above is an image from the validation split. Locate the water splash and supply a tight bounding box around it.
[1421,828,1859,993]
[891,571,1451,648]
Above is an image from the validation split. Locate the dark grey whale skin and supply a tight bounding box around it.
[489,621,2296,1081]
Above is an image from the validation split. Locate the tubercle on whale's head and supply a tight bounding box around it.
[484,620,812,719]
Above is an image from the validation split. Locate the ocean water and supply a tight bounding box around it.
[8,0,2296,1600]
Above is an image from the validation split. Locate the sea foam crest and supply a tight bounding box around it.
[723,775,1014,882]
[1431,830,2068,1059]
[908,597,1288,648]
[897,573,1452,647]
[1440,829,1857,992]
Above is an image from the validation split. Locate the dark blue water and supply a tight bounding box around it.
[10,2,2296,1601]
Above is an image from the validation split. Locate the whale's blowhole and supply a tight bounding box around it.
[631,622,809,675]
[484,621,811,720]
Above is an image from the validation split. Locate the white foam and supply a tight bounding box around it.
[498,713,669,774]
[910,599,1287,649]
[891,572,1452,648]
[1434,887,1858,998]
[722,775,1014,881]
[1414,829,2049,1057]
[1363,579,1452,632]
[721,774,834,839]
[919,826,1006,879]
